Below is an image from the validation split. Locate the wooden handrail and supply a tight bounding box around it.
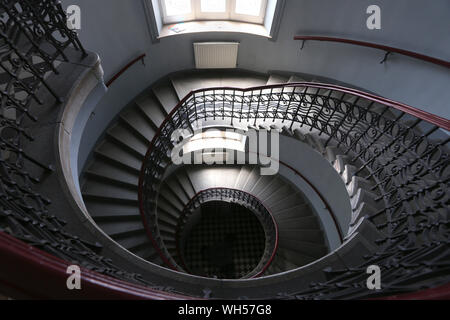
[294,36,450,69]
[106,53,146,87]
[0,231,191,300]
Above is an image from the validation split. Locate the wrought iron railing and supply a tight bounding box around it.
[294,36,450,69]
[0,0,180,297]
[171,188,278,278]
[139,83,450,298]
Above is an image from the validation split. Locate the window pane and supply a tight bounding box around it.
[164,0,192,16]
[201,0,226,12]
[235,0,262,16]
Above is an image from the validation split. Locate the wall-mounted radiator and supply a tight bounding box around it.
[194,42,239,69]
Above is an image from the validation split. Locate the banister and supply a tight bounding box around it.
[106,53,146,87]
[294,36,450,69]
[155,82,450,131]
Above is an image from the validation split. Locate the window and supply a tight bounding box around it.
[183,130,247,154]
[159,0,268,24]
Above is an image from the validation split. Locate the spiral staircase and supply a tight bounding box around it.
[0,0,449,300]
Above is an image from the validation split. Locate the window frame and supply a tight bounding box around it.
[159,0,268,25]
[159,0,196,24]
[230,0,268,24]
[195,0,230,21]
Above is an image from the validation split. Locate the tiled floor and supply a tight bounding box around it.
[183,202,266,279]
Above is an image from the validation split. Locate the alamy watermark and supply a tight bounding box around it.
[367,5,381,30]
[66,5,81,30]
[66,265,81,290]
[366,265,382,290]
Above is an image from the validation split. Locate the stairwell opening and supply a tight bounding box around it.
[180,201,267,279]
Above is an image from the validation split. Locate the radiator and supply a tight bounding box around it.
[194,42,239,69]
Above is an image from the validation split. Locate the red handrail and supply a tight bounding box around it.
[294,36,450,69]
[0,231,191,300]
[2,230,448,299]
[106,53,146,87]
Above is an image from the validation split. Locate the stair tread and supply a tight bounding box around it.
[267,74,290,85]
[107,123,148,156]
[96,140,143,171]
[135,93,167,128]
[153,80,180,114]
[84,200,140,218]
[121,108,157,143]
[86,158,139,186]
[98,218,145,236]
[82,179,137,201]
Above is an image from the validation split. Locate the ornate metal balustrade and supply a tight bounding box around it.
[139,83,450,299]
[0,0,179,296]
[0,0,448,300]
[172,188,278,278]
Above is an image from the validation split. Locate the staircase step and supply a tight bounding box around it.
[269,193,305,212]
[249,175,275,196]
[305,133,325,154]
[153,80,180,115]
[130,243,160,262]
[279,228,326,243]
[262,184,292,207]
[272,203,313,219]
[176,171,197,199]
[97,217,144,237]
[334,155,350,174]
[234,166,254,190]
[120,108,157,143]
[347,176,373,197]
[84,200,140,218]
[351,188,381,211]
[276,215,320,230]
[159,187,185,211]
[342,164,357,184]
[107,124,147,158]
[114,230,150,250]
[86,158,139,186]
[135,93,167,129]
[277,247,316,267]
[157,199,182,220]
[84,171,138,190]
[165,179,190,205]
[288,75,307,83]
[278,238,328,258]
[266,74,290,85]
[242,167,262,192]
[82,193,138,206]
[82,179,138,202]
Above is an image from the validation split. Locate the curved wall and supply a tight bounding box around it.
[63,0,450,172]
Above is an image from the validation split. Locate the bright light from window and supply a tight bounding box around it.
[183,130,247,154]
[201,0,226,12]
[165,0,192,16]
[235,0,262,16]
